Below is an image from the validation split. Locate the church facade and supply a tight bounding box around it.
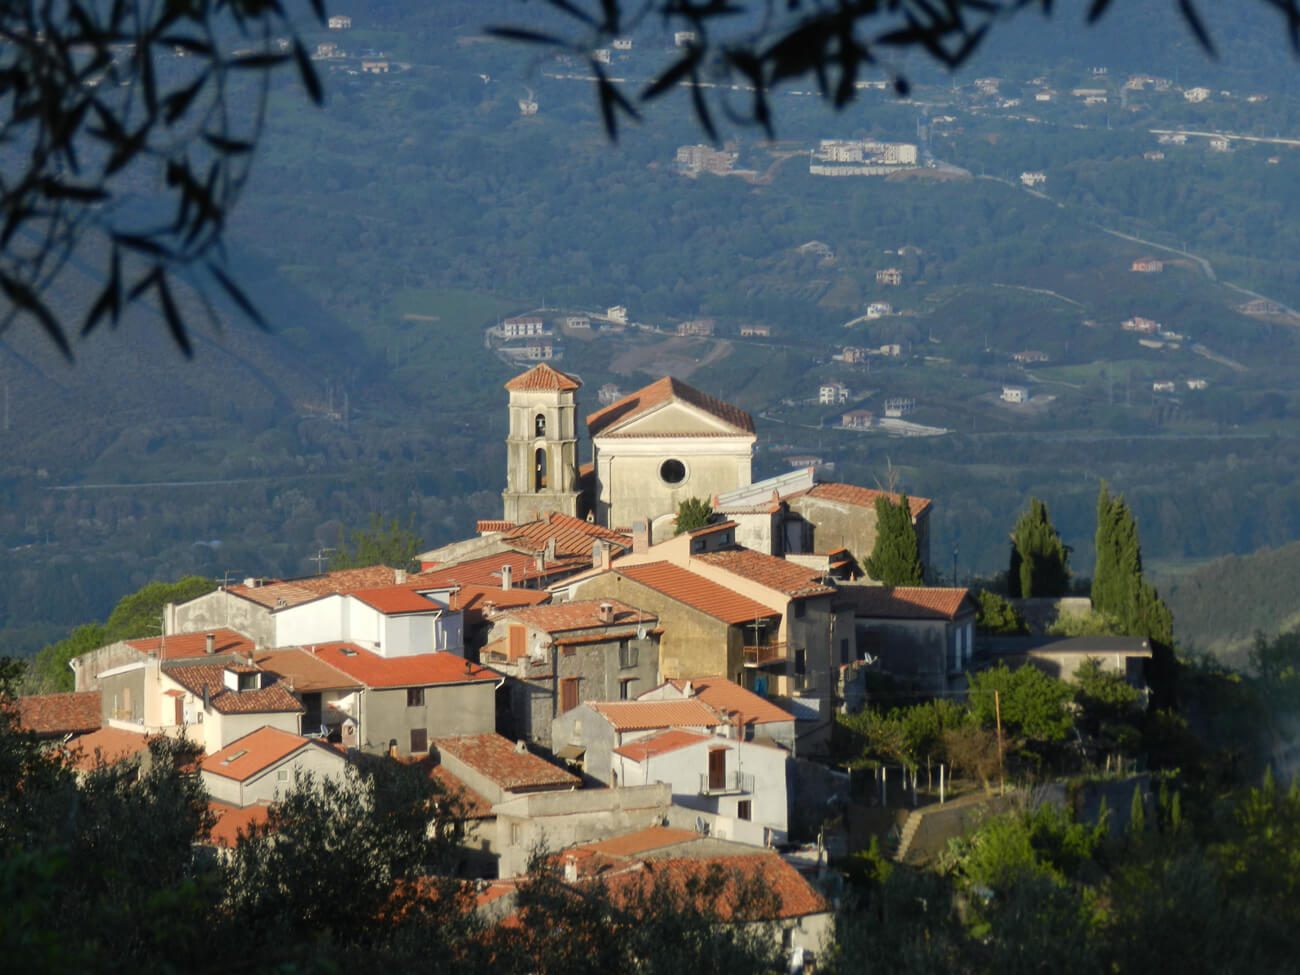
[502,366,756,532]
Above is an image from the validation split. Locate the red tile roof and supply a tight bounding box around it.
[504,363,581,392]
[308,644,496,689]
[348,586,441,615]
[664,677,794,727]
[227,566,407,610]
[433,733,580,792]
[448,584,551,617]
[568,825,699,859]
[497,599,655,635]
[837,585,973,620]
[207,801,271,847]
[586,376,755,438]
[476,519,516,533]
[503,512,631,558]
[66,726,150,771]
[613,729,713,762]
[600,854,828,920]
[418,550,589,590]
[163,664,304,715]
[124,628,258,661]
[16,691,102,736]
[200,726,328,782]
[429,764,495,819]
[692,548,835,599]
[590,699,721,732]
[797,482,932,518]
[251,648,362,693]
[616,562,779,626]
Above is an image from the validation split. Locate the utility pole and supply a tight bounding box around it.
[994,689,1006,796]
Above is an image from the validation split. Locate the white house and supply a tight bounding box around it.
[200,726,348,807]
[866,302,892,319]
[272,587,463,657]
[1001,385,1030,404]
[1184,86,1211,102]
[605,305,628,324]
[818,382,849,405]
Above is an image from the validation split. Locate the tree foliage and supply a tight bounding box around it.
[331,513,423,571]
[673,497,713,535]
[27,575,217,692]
[865,494,923,586]
[1092,482,1173,644]
[969,663,1074,745]
[975,589,1027,635]
[1007,497,1070,598]
[0,0,325,355]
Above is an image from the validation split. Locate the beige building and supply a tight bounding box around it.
[588,376,755,532]
[200,726,348,807]
[502,364,583,524]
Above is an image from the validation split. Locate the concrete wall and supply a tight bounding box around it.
[171,590,273,646]
[550,703,620,783]
[99,665,147,724]
[492,783,672,877]
[787,496,931,578]
[208,710,300,753]
[359,681,496,756]
[71,642,143,693]
[856,617,960,696]
[567,573,740,682]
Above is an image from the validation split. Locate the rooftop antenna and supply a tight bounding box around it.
[310,548,335,575]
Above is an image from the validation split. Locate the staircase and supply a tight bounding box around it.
[893,809,923,863]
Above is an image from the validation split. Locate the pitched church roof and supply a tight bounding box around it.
[504,363,580,392]
[586,376,755,437]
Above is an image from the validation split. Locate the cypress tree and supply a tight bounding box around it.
[1008,497,1070,598]
[1091,482,1172,644]
[865,494,924,586]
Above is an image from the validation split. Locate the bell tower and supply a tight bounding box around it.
[503,364,582,523]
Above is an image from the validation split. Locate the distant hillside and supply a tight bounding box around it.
[1163,541,1300,663]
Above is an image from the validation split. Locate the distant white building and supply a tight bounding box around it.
[612,37,633,51]
[819,382,850,405]
[1184,87,1211,102]
[1185,378,1208,391]
[502,316,548,338]
[1020,171,1047,187]
[1208,136,1231,152]
[1001,385,1030,404]
[605,305,628,325]
[1152,381,1177,393]
[883,397,915,418]
[866,302,893,319]
[875,267,903,286]
[328,15,352,29]
[674,30,696,47]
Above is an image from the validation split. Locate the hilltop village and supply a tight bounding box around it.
[16,364,1154,967]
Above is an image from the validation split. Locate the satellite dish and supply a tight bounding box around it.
[636,625,647,640]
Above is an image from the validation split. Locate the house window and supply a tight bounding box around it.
[793,601,806,619]
[277,769,290,782]
[795,649,807,676]
[560,677,579,714]
[619,642,639,669]
[737,800,752,821]
[619,677,635,700]
[407,687,425,707]
[708,748,727,791]
[840,638,849,664]
[410,728,429,753]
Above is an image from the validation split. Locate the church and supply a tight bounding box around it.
[501,363,756,534]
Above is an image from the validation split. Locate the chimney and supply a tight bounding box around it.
[598,602,615,625]
[545,537,557,563]
[593,539,612,571]
[563,855,579,883]
[394,568,407,585]
[632,520,650,554]
[388,739,399,759]
[483,600,497,618]
[205,633,215,655]
[535,551,546,573]
[683,680,694,698]
[515,739,529,754]
[501,565,513,591]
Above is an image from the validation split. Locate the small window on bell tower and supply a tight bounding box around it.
[535,413,546,437]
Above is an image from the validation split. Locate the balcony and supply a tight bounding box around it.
[742,642,789,667]
[699,770,755,796]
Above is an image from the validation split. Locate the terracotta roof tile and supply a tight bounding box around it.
[418,550,589,590]
[613,729,713,762]
[308,644,496,689]
[66,726,150,771]
[476,519,516,533]
[616,562,779,626]
[837,585,973,620]
[503,512,632,559]
[693,548,835,599]
[798,482,932,517]
[348,586,442,615]
[125,628,256,662]
[663,677,794,727]
[568,825,699,858]
[586,376,755,437]
[207,801,271,847]
[590,699,721,732]
[433,733,580,792]
[599,854,828,920]
[448,584,551,617]
[504,363,581,392]
[227,565,408,610]
[163,664,304,715]
[497,599,655,635]
[251,648,361,693]
[429,764,495,819]
[201,726,329,782]
[16,691,102,736]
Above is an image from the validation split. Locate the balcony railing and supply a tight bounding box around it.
[699,770,755,796]
[742,642,789,667]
